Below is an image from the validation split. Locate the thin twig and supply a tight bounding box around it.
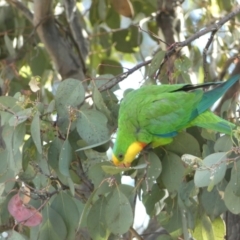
[138,25,169,46]
[98,59,152,92]
[203,30,218,81]
[129,227,144,240]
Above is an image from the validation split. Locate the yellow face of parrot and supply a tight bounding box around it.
[112,141,147,167]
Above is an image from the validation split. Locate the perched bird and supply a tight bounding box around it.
[112,75,240,167]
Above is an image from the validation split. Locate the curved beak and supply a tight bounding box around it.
[112,154,131,168]
[112,154,120,166]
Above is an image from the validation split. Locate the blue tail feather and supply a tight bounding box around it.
[191,74,240,119]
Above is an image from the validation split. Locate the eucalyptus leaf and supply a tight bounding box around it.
[214,135,233,152]
[55,78,85,116]
[112,26,142,53]
[199,185,227,219]
[193,214,215,240]
[51,192,79,239]
[76,109,109,145]
[105,188,133,234]
[194,152,227,190]
[165,132,201,157]
[161,152,185,192]
[138,151,162,191]
[8,108,32,126]
[224,181,240,214]
[59,139,72,177]
[40,206,67,240]
[147,50,165,77]
[31,112,42,154]
[87,197,110,240]
[230,160,240,196]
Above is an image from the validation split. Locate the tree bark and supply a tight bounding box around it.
[33,0,85,81]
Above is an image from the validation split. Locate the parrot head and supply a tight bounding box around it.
[112,131,147,167]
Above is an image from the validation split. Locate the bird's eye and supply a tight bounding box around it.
[118,153,124,159]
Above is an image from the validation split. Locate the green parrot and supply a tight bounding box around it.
[112,75,240,167]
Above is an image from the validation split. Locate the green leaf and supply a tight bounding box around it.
[2,125,14,151]
[92,83,111,120]
[4,230,28,240]
[224,181,240,214]
[214,135,233,152]
[147,50,165,77]
[55,78,85,116]
[76,138,110,151]
[156,234,173,240]
[101,162,147,175]
[199,185,227,219]
[39,206,67,240]
[105,188,133,234]
[48,137,63,169]
[161,152,185,192]
[143,184,165,216]
[92,74,119,91]
[51,192,79,239]
[201,129,216,141]
[180,72,191,83]
[67,177,75,196]
[8,108,32,126]
[0,169,14,184]
[13,123,26,155]
[98,0,107,20]
[22,137,38,171]
[0,96,21,125]
[31,112,42,154]
[89,0,100,26]
[160,198,182,234]
[165,132,201,157]
[98,59,123,76]
[59,139,72,177]
[4,34,15,56]
[194,152,227,190]
[230,160,240,196]
[101,165,133,175]
[138,151,162,191]
[174,56,191,72]
[106,5,120,29]
[87,196,110,240]
[76,109,109,145]
[112,26,142,53]
[193,214,215,240]
[46,100,55,114]
[212,217,226,240]
[29,46,50,76]
[118,184,135,204]
[89,162,118,195]
[0,150,8,175]
[178,180,197,208]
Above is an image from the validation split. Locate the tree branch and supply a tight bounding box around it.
[33,0,85,81]
[64,0,88,73]
[177,4,240,49]
[99,4,240,91]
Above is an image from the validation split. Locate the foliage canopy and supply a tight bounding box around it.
[0,0,240,239]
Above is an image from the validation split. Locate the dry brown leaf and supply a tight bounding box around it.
[111,0,134,18]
